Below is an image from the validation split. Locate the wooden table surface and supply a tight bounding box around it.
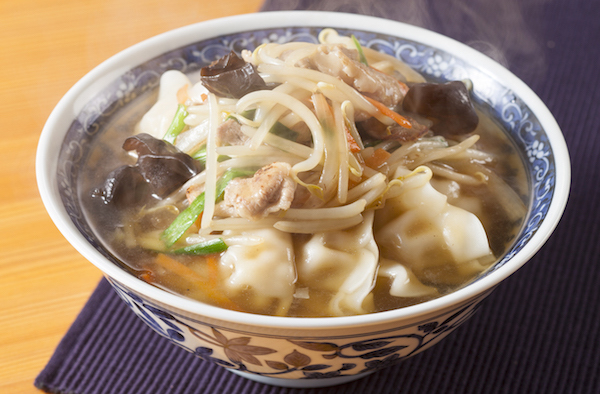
[0,1,263,391]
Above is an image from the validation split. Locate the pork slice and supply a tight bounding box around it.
[186,183,204,204]
[302,45,408,108]
[217,118,249,146]
[222,162,296,220]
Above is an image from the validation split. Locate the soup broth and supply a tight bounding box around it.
[79,31,529,317]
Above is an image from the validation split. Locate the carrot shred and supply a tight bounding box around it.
[139,270,155,283]
[194,212,203,230]
[177,84,190,104]
[200,93,208,102]
[344,124,362,153]
[206,255,219,287]
[364,95,412,129]
[155,253,208,284]
[154,253,238,310]
[364,148,391,169]
[398,80,410,95]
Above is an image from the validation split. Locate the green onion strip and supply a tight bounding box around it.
[163,104,188,144]
[161,168,256,248]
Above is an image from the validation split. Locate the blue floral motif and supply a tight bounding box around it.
[59,24,559,382]
[362,353,401,372]
[194,346,237,368]
[423,53,452,78]
[107,278,482,380]
[528,140,550,163]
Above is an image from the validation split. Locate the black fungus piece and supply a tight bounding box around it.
[358,116,429,143]
[98,165,150,209]
[402,81,479,136]
[95,133,203,209]
[200,51,267,99]
[122,133,203,198]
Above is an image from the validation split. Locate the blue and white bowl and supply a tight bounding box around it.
[36,11,570,388]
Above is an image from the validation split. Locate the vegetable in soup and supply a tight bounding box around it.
[80,29,528,317]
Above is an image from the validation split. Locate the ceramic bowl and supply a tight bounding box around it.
[36,11,570,388]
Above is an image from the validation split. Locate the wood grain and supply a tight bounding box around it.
[0,0,263,391]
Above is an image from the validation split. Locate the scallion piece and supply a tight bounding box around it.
[270,121,299,141]
[163,104,189,144]
[170,238,228,255]
[162,190,206,248]
[192,146,229,165]
[351,35,368,66]
[161,168,256,247]
[192,146,207,163]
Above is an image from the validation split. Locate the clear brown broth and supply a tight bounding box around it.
[79,83,529,317]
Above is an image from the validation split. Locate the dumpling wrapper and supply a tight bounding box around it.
[296,210,379,316]
[378,258,438,298]
[376,166,494,286]
[219,228,296,315]
[136,70,191,139]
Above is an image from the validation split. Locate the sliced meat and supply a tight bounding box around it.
[221,162,296,220]
[298,45,408,108]
[217,118,249,146]
[186,183,204,204]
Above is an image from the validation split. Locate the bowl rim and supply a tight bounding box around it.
[36,10,571,329]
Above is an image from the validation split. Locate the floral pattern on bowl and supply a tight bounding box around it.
[44,19,565,387]
[108,277,489,384]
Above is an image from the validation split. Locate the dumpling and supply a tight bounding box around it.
[378,258,438,298]
[376,166,494,286]
[295,211,379,316]
[430,177,486,221]
[136,70,191,139]
[219,228,296,316]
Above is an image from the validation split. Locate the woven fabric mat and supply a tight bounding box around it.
[36,0,600,392]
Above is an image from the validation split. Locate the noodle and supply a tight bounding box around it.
[200,93,219,233]
[428,163,486,185]
[239,125,315,160]
[207,217,279,231]
[274,214,364,234]
[410,135,480,167]
[257,64,392,125]
[236,89,325,176]
[84,29,529,317]
[217,155,301,170]
[334,101,350,204]
[283,199,367,220]
[345,172,387,203]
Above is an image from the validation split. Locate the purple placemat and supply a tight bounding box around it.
[36,0,600,393]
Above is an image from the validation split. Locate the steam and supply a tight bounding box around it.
[265,0,550,82]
